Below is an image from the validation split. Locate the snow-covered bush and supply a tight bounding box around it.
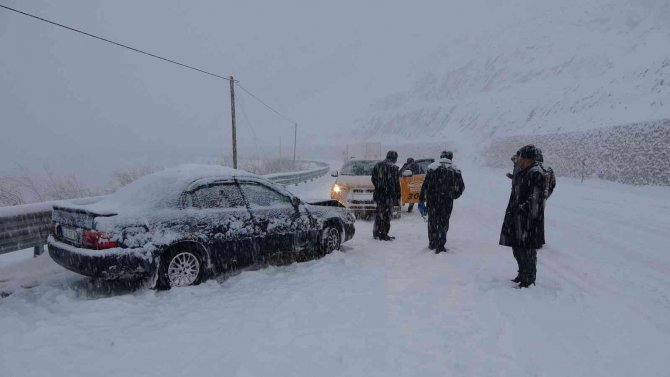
[0,166,94,206]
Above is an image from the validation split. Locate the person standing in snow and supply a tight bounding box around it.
[400,157,422,212]
[371,150,401,240]
[418,151,465,253]
[499,145,546,288]
[401,157,422,175]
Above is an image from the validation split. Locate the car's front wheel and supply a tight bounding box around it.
[156,246,204,289]
[321,226,342,255]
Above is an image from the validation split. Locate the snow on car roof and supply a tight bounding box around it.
[72,164,258,214]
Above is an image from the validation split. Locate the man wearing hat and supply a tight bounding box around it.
[371,150,401,240]
[419,150,465,253]
[499,145,546,288]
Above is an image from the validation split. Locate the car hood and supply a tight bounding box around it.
[335,175,373,188]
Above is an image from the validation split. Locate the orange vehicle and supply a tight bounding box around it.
[399,158,434,212]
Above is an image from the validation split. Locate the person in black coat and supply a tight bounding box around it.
[400,158,422,175]
[419,151,465,253]
[400,157,423,212]
[371,151,401,240]
[499,145,546,288]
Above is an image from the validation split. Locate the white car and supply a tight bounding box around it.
[330,160,400,219]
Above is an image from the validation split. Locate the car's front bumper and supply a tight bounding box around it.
[48,237,155,279]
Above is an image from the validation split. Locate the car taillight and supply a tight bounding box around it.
[82,230,118,250]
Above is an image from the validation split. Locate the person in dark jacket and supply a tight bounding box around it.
[371,151,401,240]
[400,158,422,175]
[400,157,422,213]
[499,145,546,288]
[419,151,465,253]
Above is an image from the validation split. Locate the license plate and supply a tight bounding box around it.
[62,227,82,244]
[351,193,373,201]
[408,182,423,192]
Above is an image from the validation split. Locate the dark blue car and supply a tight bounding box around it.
[48,165,355,289]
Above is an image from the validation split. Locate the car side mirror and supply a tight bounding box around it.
[291,196,301,208]
[331,170,339,177]
[402,170,413,177]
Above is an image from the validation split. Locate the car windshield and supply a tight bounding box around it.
[340,160,378,176]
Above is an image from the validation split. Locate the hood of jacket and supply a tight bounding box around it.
[427,158,454,171]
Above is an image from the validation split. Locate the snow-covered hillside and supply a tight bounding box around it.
[1,168,669,376]
[355,0,670,149]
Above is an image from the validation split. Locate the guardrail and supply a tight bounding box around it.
[263,160,330,185]
[0,161,330,257]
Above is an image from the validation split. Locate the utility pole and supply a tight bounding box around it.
[229,76,238,169]
[293,123,297,162]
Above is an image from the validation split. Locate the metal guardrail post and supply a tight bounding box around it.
[33,245,43,257]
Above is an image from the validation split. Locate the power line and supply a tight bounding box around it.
[235,83,295,126]
[0,3,231,81]
[237,94,264,159]
[1,3,301,154]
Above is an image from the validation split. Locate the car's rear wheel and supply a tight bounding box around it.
[156,247,204,289]
[321,226,341,255]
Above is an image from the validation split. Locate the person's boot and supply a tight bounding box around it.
[516,281,535,289]
[428,244,435,250]
[511,276,521,283]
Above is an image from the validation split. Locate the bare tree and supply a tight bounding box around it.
[0,177,25,206]
[0,164,96,207]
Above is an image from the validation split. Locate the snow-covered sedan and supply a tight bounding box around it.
[47,165,355,289]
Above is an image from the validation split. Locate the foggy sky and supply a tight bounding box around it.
[1,0,502,183]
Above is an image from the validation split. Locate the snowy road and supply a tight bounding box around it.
[1,167,669,377]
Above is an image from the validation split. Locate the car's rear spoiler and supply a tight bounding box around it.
[52,205,117,229]
[52,205,117,217]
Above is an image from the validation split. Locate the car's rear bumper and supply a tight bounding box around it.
[48,237,155,279]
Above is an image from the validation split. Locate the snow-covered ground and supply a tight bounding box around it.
[0,248,34,269]
[1,168,669,377]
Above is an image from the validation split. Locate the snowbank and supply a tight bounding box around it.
[484,119,670,185]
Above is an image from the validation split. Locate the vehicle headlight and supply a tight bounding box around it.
[332,184,342,193]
